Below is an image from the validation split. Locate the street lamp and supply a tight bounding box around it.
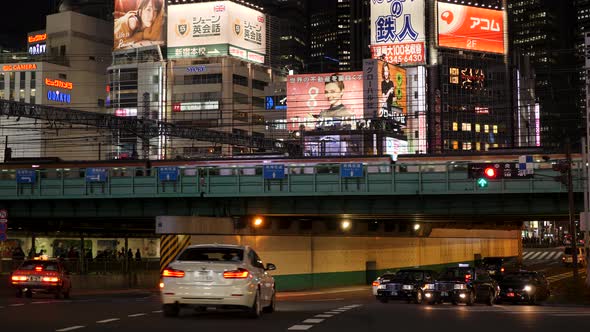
[341,220,351,231]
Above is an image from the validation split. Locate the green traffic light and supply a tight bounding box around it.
[477,178,488,188]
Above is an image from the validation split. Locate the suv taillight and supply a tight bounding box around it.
[223,268,249,279]
[162,267,185,278]
[464,274,472,282]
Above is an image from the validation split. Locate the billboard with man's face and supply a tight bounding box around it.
[370,0,426,65]
[167,1,266,63]
[114,0,166,50]
[286,72,364,132]
[437,2,505,54]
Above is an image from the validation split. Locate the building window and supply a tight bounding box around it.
[233,92,249,104]
[452,122,458,131]
[452,141,459,150]
[475,124,480,133]
[493,125,498,134]
[19,89,25,102]
[462,123,471,131]
[30,88,35,104]
[252,79,267,91]
[463,142,472,150]
[484,124,489,133]
[183,74,222,85]
[252,96,265,108]
[233,74,249,87]
[476,142,481,151]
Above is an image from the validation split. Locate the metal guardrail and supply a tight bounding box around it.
[0,162,584,200]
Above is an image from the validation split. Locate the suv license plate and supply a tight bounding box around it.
[391,291,397,296]
[441,292,448,297]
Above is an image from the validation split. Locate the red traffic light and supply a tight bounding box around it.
[483,167,497,178]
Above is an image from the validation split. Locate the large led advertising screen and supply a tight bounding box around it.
[287,72,364,132]
[370,0,426,65]
[167,1,266,63]
[114,0,166,50]
[437,2,505,54]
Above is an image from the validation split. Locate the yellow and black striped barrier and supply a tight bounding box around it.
[160,234,191,274]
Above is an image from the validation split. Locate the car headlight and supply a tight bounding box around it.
[402,285,414,290]
[454,284,467,290]
[523,285,532,292]
[424,283,435,290]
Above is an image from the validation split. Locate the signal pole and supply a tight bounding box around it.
[566,141,578,281]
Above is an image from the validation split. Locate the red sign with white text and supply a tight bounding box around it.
[370,42,425,65]
[437,2,505,54]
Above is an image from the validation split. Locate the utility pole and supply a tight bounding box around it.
[566,141,578,281]
[142,92,150,160]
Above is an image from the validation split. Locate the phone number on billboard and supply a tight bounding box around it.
[390,54,424,64]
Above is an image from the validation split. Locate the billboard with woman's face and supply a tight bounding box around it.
[286,72,364,132]
[114,0,166,50]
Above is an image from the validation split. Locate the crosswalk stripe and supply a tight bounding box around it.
[522,252,534,259]
[528,252,543,260]
[548,252,561,260]
[537,252,550,260]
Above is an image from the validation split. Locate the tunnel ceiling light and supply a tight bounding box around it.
[341,220,351,231]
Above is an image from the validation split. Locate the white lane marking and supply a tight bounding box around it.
[528,252,543,260]
[302,319,325,324]
[55,326,85,332]
[288,325,313,330]
[551,313,590,317]
[9,304,25,307]
[96,318,120,324]
[128,313,146,317]
[522,252,534,259]
[325,311,341,314]
[152,310,163,313]
[342,304,362,308]
[332,309,348,312]
[278,287,369,298]
[315,314,333,318]
[537,252,550,260]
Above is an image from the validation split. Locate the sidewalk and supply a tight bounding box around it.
[546,274,590,306]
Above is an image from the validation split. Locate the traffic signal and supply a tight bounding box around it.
[477,177,489,188]
[483,166,498,179]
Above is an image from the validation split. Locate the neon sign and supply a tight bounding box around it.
[45,78,73,90]
[2,64,37,71]
[47,90,71,104]
[28,33,47,44]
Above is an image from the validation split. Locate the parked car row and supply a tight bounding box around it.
[374,263,550,306]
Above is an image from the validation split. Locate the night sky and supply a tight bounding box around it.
[0,2,54,50]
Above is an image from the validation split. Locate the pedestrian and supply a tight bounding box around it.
[135,249,142,261]
[127,248,133,261]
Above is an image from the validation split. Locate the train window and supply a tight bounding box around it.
[303,167,315,174]
[219,168,236,176]
[241,168,256,176]
[182,168,197,176]
[0,170,15,180]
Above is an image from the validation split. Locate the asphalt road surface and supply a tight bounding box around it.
[0,285,588,332]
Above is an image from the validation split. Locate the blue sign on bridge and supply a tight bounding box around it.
[158,167,179,182]
[86,168,108,182]
[263,164,285,180]
[340,163,363,178]
[16,169,36,184]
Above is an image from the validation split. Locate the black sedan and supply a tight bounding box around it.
[375,269,437,304]
[497,271,550,304]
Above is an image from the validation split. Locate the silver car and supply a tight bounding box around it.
[160,244,276,318]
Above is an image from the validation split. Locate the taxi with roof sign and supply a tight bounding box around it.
[10,256,72,299]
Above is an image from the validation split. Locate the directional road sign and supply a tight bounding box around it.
[340,163,363,178]
[86,168,108,182]
[158,167,179,182]
[263,164,285,180]
[16,169,36,184]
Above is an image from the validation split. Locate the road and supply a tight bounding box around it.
[0,285,588,331]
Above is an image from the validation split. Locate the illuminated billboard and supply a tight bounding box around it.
[363,59,407,126]
[114,0,166,50]
[370,0,426,65]
[437,2,505,54]
[167,1,266,63]
[28,31,47,56]
[286,72,364,132]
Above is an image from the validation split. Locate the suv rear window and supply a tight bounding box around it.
[178,248,244,262]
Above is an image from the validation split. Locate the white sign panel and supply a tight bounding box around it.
[384,137,409,161]
[370,0,426,65]
[168,1,266,57]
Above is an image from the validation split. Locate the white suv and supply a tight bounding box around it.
[160,244,276,318]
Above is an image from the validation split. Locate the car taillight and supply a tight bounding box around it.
[465,274,472,282]
[500,267,505,273]
[223,268,249,279]
[11,275,27,282]
[35,266,43,272]
[162,267,185,278]
[372,281,380,287]
[42,277,59,283]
